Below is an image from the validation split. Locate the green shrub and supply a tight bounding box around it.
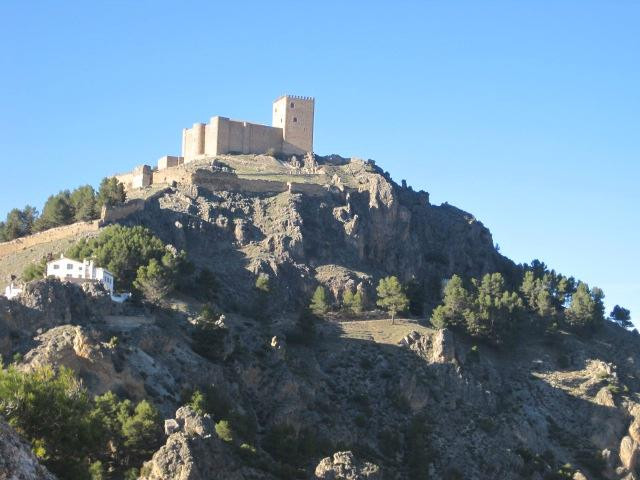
[215,420,234,443]
[310,286,329,315]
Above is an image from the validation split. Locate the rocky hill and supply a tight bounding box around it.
[0,154,637,480]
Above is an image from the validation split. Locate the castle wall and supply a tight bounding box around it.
[158,156,184,170]
[0,221,100,260]
[100,199,147,224]
[114,165,152,191]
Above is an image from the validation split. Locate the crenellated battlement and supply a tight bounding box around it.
[275,94,315,102]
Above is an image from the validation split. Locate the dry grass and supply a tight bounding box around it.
[337,318,433,345]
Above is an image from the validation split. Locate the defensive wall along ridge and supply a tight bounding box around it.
[0,221,101,260]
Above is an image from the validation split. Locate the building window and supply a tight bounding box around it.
[53,265,59,270]
[67,264,73,270]
[290,102,294,108]
[293,117,297,123]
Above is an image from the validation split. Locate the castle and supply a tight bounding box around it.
[156,95,314,170]
[115,95,315,190]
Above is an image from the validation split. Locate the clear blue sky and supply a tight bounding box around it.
[1,1,638,323]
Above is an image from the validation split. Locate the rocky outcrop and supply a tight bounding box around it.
[116,156,511,313]
[315,451,381,479]
[0,418,57,480]
[141,407,275,480]
[0,279,114,357]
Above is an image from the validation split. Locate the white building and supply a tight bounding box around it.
[46,255,115,293]
[4,283,22,300]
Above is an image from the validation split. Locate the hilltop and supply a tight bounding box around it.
[0,154,638,480]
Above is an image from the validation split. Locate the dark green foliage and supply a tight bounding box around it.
[376,276,409,323]
[432,273,523,346]
[70,185,98,222]
[566,283,605,332]
[22,256,48,282]
[610,305,632,329]
[405,278,426,316]
[97,177,126,209]
[133,251,187,303]
[0,183,104,241]
[263,424,330,469]
[286,308,317,345]
[194,267,218,300]
[184,384,232,421]
[342,289,363,315]
[34,192,73,232]
[404,415,431,480]
[191,305,227,361]
[0,365,162,479]
[310,286,329,315]
[0,206,38,241]
[253,273,271,321]
[431,275,472,330]
[67,225,166,289]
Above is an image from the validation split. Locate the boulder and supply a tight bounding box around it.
[431,329,456,364]
[595,387,616,408]
[619,435,639,471]
[315,451,381,479]
[629,418,640,443]
[175,406,214,438]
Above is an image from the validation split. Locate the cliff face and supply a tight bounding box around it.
[113,157,510,312]
[2,156,638,480]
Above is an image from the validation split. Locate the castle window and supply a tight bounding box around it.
[290,102,295,108]
[293,117,297,123]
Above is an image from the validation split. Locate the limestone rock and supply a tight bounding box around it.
[0,418,57,480]
[630,418,640,443]
[165,419,180,435]
[619,435,639,471]
[315,451,381,479]
[595,387,616,407]
[431,328,456,364]
[175,406,214,438]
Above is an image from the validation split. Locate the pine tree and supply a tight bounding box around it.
[610,305,633,329]
[310,286,329,315]
[97,177,126,209]
[376,276,409,324]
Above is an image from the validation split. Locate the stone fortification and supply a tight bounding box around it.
[0,221,100,260]
[180,95,314,162]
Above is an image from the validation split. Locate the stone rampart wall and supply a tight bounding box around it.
[100,199,146,224]
[0,221,100,260]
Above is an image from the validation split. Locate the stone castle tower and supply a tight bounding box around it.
[180,95,315,162]
[272,95,314,154]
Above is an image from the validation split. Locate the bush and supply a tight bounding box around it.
[342,290,363,315]
[67,225,173,290]
[0,365,163,479]
[191,307,227,361]
[310,286,329,315]
[215,420,234,442]
[22,257,48,282]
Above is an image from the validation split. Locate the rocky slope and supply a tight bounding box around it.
[0,417,56,480]
[1,155,638,480]
[113,156,511,314]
